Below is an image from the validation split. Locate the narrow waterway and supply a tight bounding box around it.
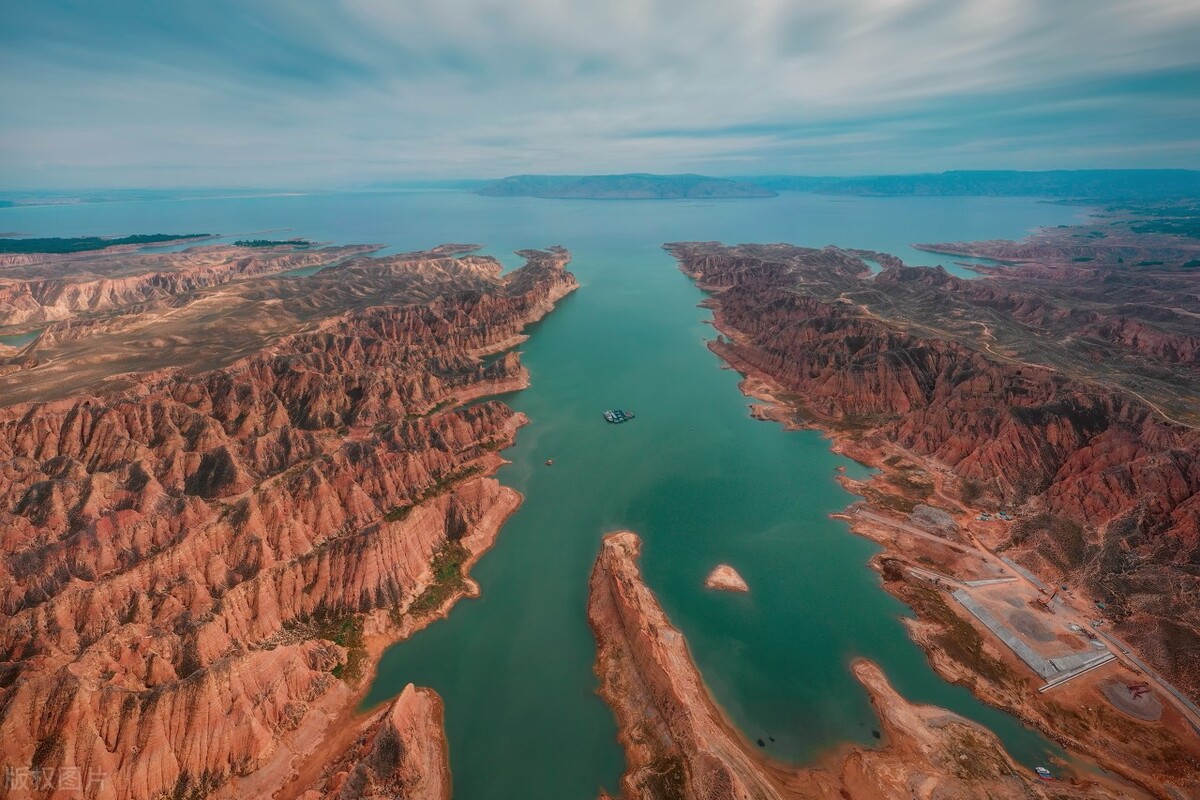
[1,190,1089,799]
[364,216,1077,799]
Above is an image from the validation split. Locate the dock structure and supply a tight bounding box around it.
[951,589,1113,690]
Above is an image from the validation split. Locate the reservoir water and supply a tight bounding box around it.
[1,191,1089,798]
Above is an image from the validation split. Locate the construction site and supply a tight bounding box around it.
[949,579,1113,691]
[835,499,1200,742]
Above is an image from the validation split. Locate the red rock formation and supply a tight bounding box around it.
[297,684,450,800]
[668,240,1200,702]
[0,246,576,799]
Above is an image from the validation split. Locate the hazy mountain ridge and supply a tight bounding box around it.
[747,170,1200,201]
[477,173,777,199]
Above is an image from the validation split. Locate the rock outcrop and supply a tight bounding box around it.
[0,245,577,799]
[589,531,1136,800]
[298,684,450,800]
[704,564,749,593]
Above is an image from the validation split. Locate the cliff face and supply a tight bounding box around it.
[588,531,1133,800]
[0,247,577,799]
[668,241,1200,703]
[298,684,450,800]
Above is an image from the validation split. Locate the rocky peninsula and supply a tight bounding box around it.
[588,531,1136,799]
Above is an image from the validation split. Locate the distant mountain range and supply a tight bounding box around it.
[476,173,777,199]
[745,170,1200,200]
[477,169,1200,202]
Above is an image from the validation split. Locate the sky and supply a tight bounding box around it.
[2,0,1199,189]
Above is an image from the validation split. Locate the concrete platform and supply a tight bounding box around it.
[952,589,1113,688]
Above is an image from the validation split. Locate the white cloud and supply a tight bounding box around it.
[1,0,1198,186]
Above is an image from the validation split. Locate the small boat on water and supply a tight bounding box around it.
[603,409,635,424]
[1034,766,1054,780]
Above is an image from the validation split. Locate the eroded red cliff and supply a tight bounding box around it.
[0,246,576,799]
[668,240,1200,704]
[296,684,450,800]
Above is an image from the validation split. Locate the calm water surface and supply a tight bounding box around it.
[1,192,1089,798]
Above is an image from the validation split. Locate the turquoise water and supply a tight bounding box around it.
[1,191,1089,798]
[0,328,42,348]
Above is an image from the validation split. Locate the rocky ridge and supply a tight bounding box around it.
[296,684,450,800]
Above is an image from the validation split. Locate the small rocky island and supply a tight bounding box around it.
[704,564,749,592]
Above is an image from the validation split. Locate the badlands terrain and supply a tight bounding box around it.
[667,214,1200,797]
[0,240,576,798]
[3,207,1200,799]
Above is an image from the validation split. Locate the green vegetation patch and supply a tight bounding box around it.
[861,484,919,514]
[643,753,688,800]
[903,583,1021,688]
[407,540,470,616]
[383,505,413,523]
[884,469,934,501]
[0,233,208,253]
[945,729,1010,780]
[958,477,985,505]
[1131,218,1200,239]
[282,612,368,685]
[322,615,367,684]
[405,398,454,420]
[233,238,312,248]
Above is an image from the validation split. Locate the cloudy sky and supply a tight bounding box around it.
[2,0,1199,188]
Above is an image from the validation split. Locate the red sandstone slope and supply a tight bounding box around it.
[668,241,1200,701]
[297,684,450,800]
[0,247,576,799]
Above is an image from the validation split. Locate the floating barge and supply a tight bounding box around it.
[603,409,635,424]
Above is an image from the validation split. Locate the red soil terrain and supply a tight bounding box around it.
[0,245,576,799]
[666,239,1200,708]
